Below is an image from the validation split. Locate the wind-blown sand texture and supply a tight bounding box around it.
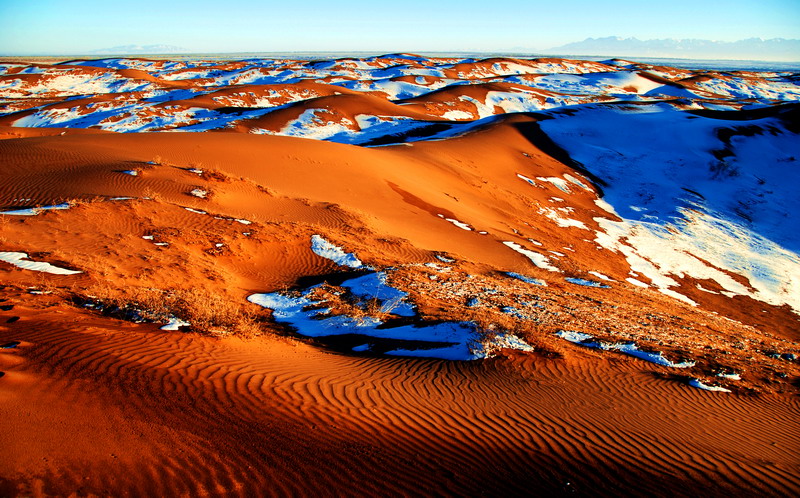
[0,54,798,496]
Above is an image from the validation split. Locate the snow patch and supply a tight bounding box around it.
[0,203,70,216]
[505,272,546,286]
[556,330,695,368]
[438,214,472,231]
[160,316,190,331]
[502,241,560,272]
[689,378,731,392]
[311,235,363,268]
[0,251,82,275]
[588,271,614,281]
[248,270,533,361]
[565,277,610,288]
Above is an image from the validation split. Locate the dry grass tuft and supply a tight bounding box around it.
[200,168,232,183]
[187,186,213,201]
[142,187,164,203]
[301,282,405,326]
[464,307,565,357]
[80,284,268,337]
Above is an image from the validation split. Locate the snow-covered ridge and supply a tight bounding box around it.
[1,55,797,143]
[540,103,800,314]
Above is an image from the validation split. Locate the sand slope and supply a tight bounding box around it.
[1,291,798,496]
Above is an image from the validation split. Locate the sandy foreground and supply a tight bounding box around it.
[0,55,798,496]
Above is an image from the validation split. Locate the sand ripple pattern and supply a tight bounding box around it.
[2,308,798,496]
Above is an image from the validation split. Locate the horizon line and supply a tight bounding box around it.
[1,51,799,64]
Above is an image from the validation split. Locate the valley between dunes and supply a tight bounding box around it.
[1,54,799,496]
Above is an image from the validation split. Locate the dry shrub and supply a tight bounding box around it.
[170,289,258,335]
[200,168,231,183]
[186,186,214,201]
[255,184,275,196]
[302,283,404,326]
[464,307,565,357]
[62,196,105,208]
[81,284,266,337]
[142,187,164,203]
[150,155,178,168]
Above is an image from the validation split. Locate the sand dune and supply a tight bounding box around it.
[2,54,796,134]
[1,54,798,495]
[2,290,798,496]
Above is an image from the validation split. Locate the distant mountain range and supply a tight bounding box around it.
[66,38,800,62]
[89,44,188,55]
[543,37,800,62]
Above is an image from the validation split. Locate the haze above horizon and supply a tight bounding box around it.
[1,0,799,59]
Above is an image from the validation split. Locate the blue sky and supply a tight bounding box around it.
[1,0,798,54]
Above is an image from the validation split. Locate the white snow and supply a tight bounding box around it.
[538,206,589,230]
[556,330,594,343]
[505,272,546,286]
[502,241,560,272]
[594,198,618,215]
[441,109,474,120]
[564,174,591,191]
[517,173,537,186]
[0,251,82,275]
[278,108,356,140]
[542,103,800,313]
[659,288,698,306]
[247,234,532,360]
[626,277,650,288]
[537,177,572,193]
[588,271,614,281]
[565,277,610,288]
[248,272,533,361]
[339,271,415,317]
[556,330,695,368]
[0,203,70,216]
[4,57,797,149]
[438,214,472,231]
[688,378,731,393]
[160,316,190,331]
[310,234,363,268]
[614,342,695,368]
